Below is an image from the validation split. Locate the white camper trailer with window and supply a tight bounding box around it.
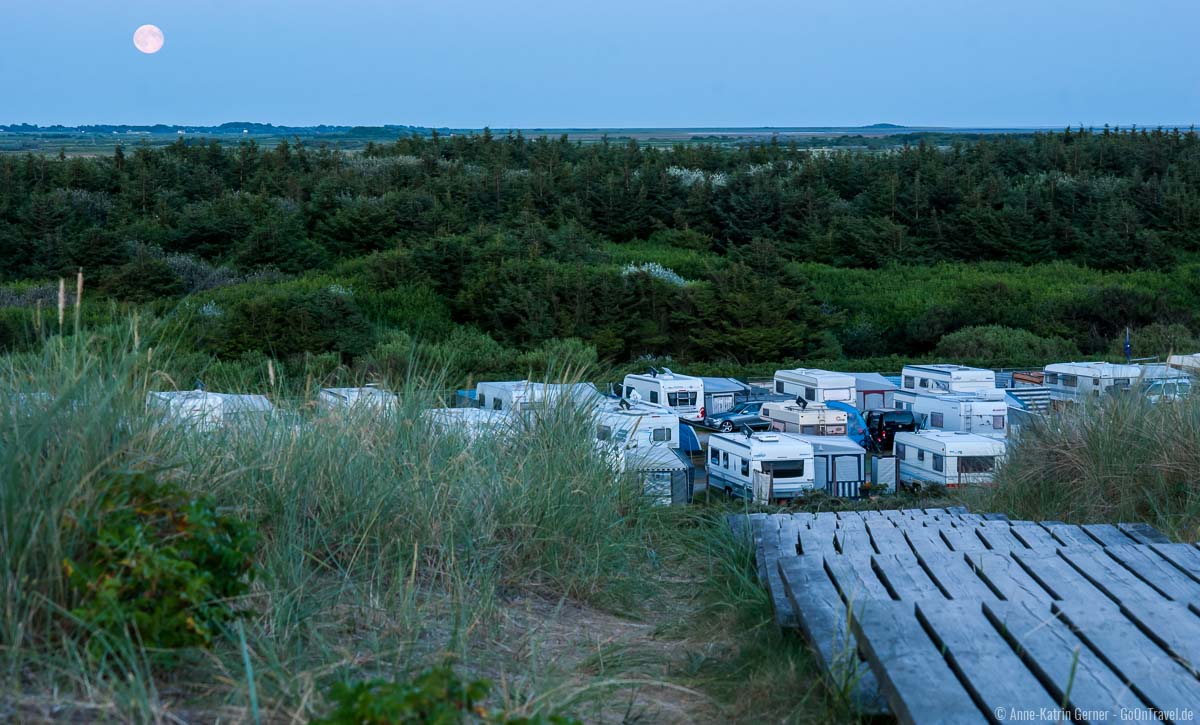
[759,400,848,436]
[1041,362,1140,402]
[147,390,274,432]
[622,368,705,423]
[772,368,856,405]
[707,431,815,502]
[475,381,598,414]
[908,391,1008,439]
[593,398,681,450]
[424,407,513,441]
[896,364,996,408]
[894,431,1006,489]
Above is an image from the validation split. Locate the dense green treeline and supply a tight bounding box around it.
[2,127,1200,378]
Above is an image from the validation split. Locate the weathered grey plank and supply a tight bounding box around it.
[976,525,1030,552]
[1008,522,1059,550]
[880,509,906,522]
[943,505,969,515]
[1042,523,1100,548]
[1150,543,1200,584]
[950,512,987,526]
[966,552,1055,604]
[1118,522,1172,545]
[981,512,1011,522]
[861,509,884,519]
[866,519,910,555]
[777,515,803,558]
[871,553,945,601]
[824,555,892,603]
[1104,545,1200,601]
[837,510,866,522]
[850,600,987,724]
[903,525,953,557]
[1054,600,1200,715]
[1012,551,1114,604]
[1058,548,1165,603]
[916,601,1059,716]
[760,516,796,627]
[1118,598,1200,676]
[751,515,780,585]
[984,600,1153,722]
[1081,523,1136,548]
[777,557,888,713]
[834,527,875,556]
[918,552,999,601]
[937,525,988,553]
[798,524,839,558]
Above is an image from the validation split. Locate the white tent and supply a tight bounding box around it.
[147,390,274,431]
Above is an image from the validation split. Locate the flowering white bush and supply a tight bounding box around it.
[621,262,689,287]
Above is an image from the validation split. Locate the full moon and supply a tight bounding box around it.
[133,25,164,54]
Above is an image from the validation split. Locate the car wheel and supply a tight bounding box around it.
[719,421,734,432]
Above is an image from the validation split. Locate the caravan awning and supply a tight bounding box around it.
[679,424,701,452]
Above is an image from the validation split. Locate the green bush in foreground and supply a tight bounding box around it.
[65,472,257,650]
[316,664,581,725]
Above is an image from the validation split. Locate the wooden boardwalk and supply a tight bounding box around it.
[737,508,1200,723]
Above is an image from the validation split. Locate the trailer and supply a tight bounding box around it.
[772,368,856,405]
[593,398,681,450]
[759,400,848,436]
[423,407,513,441]
[706,431,815,503]
[318,386,398,411]
[147,390,274,432]
[787,434,868,498]
[905,391,1008,439]
[475,380,598,413]
[849,372,898,411]
[622,368,705,424]
[896,364,996,408]
[697,377,752,417]
[1041,362,1140,402]
[1168,353,1200,374]
[893,431,1006,489]
[622,445,694,506]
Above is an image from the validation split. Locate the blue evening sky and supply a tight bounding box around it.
[2,0,1197,128]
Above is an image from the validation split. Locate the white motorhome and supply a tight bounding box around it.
[1042,362,1141,402]
[772,368,856,405]
[894,431,1006,489]
[907,392,1008,439]
[319,386,398,411]
[147,390,274,432]
[622,369,705,423]
[707,431,815,502]
[759,400,848,436]
[593,398,681,450]
[475,381,598,414]
[788,434,869,498]
[896,364,996,408]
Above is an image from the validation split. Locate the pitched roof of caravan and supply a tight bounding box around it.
[1044,362,1141,377]
[895,430,1006,453]
[848,373,898,392]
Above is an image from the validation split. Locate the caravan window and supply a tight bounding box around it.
[827,388,851,402]
[804,387,816,401]
[722,452,729,469]
[960,456,995,473]
[1113,378,1131,388]
[993,415,1005,429]
[652,427,671,442]
[1093,377,1101,386]
[710,448,719,465]
[1044,372,1059,385]
[493,398,503,411]
[933,454,944,472]
[668,391,697,407]
[649,391,659,404]
[769,461,805,478]
[776,380,785,394]
[741,459,749,476]
[478,395,487,409]
[917,449,925,462]
[1062,375,1078,387]
[903,376,915,389]
[930,412,944,428]
[895,442,906,459]
[919,378,930,388]
[597,425,612,441]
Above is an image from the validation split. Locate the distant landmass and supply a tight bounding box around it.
[0,122,444,136]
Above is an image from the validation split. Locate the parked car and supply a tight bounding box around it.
[703,400,771,432]
[864,409,918,451]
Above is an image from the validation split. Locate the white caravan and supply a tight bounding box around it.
[622,369,705,424]
[1168,353,1200,374]
[893,431,1006,489]
[759,400,848,436]
[594,398,681,450]
[896,364,996,408]
[907,392,1008,439]
[772,368,856,405]
[475,380,598,413]
[788,434,868,498]
[424,407,513,441]
[147,390,274,432]
[319,386,398,411]
[1041,362,1141,402]
[707,431,815,502]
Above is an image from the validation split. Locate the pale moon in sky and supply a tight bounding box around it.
[133,25,164,54]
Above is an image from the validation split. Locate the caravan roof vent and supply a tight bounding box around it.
[755,433,780,442]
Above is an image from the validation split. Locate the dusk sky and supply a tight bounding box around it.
[3,0,1198,128]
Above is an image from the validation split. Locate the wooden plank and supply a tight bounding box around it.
[965,552,1055,604]
[850,600,987,724]
[1119,598,1200,676]
[880,509,906,522]
[837,511,865,522]
[778,557,888,713]
[915,601,1060,715]
[1081,523,1137,548]
[937,525,987,553]
[751,516,780,585]
[1118,522,1172,545]
[824,555,892,603]
[1151,543,1200,584]
[861,509,884,519]
[903,525,954,558]
[1104,545,1200,601]
[798,525,839,558]
[918,552,999,601]
[975,525,1030,553]
[1054,600,1200,715]
[984,600,1154,722]
[1057,548,1165,604]
[981,512,1011,522]
[1012,551,1115,604]
[777,516,803,557]
[1042,523,1100,548]
[834,527,875,556]
[871,553,945,601]
[866,519,910,555]
[950,512,987,525]
[1008,522,1059,550]
[760,516,796,627]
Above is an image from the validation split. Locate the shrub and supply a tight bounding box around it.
[65,472,257,650]
[316,664,581,725]
[933,325,1080,367]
